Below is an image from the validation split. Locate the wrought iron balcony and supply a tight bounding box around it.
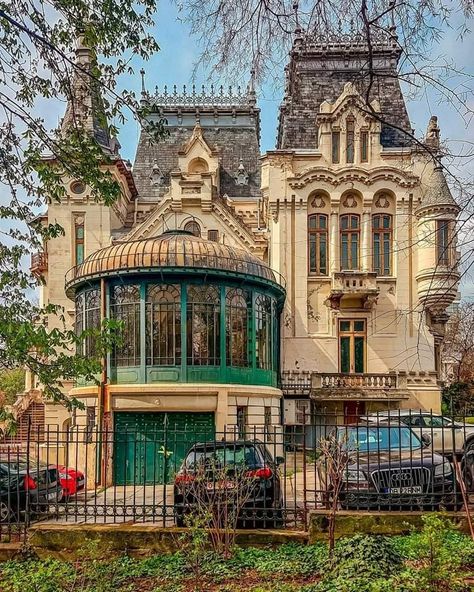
[30,252,48,276]
[311,372,409,401]
[326,271,379,309]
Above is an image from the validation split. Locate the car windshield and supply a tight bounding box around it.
[184,445,259,470]
[338,426,422,452]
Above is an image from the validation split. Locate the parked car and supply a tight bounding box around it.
[174,440,284,527]
[318,423,460,510]
[0,456,62,522]
[53,465,85,498]
[362,411,474,455]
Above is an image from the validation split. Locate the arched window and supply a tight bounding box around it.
[226,288,250,367]
[340,214,360,270]
[184,220,201,237]
[146,284,181,366]
[187,285,220,365]
[110,284,141,367]
[308,214,328,275]
[372,214,393,275]
[255,294,272,370]
[75,288,100,357]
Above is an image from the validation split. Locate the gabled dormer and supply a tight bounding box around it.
[316,82,382,167]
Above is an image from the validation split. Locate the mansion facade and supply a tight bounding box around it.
[26,31,459,471]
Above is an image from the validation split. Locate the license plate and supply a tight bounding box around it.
[206,481,236,491]
[388,486,422,494]
[77,479,85,487]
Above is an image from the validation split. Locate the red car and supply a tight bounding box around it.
[54,465,85,498]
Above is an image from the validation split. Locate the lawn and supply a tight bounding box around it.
[0,516,473,592]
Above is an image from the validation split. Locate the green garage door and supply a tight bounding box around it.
[114,412,215,485]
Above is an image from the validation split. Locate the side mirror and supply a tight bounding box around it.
[421,433,432,448]
[275,456,285,466]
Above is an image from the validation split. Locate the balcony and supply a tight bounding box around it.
[325,271,379,310]
[311,372,409,401]
[30,252,48,276]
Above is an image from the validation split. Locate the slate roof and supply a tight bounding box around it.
[277,33,412,150]
[416,164,460,214]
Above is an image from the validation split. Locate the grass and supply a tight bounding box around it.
[0,520,473,592]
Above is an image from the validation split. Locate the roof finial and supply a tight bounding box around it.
[140,68,146,96]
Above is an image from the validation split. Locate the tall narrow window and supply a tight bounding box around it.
[346,118,355,163]
[75,288,100,357]
[236,406,247,439]
[110,285,141,367]
[187,285,220,365]
[308,214,328,275]
[226,288,249,367]
[360,131,369,162]
[340,214,360,270]
[255,295,272,370]
[372,214,392,275]
[74,216,85,265]
[332,131,340,164]
[146,284,181,366]
[436,220,451,265]
[184,220,201,237]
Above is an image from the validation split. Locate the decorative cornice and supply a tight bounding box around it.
[288,166,419,190]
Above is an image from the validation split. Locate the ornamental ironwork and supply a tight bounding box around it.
[144,84,256,108]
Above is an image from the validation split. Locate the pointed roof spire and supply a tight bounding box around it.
[61,32,115,154]
[416,159,459,215]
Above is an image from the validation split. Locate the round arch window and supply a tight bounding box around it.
[70,181,86,195]
[184,220,201,237]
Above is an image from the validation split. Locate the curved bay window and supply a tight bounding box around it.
[308,214,328,275]
[111,284,141,367]
[226,288,249,367]
[372,214,392,275]
[340,214,360,270]
[255,294,272,370]
[75,288,100,356]
[187,285,220,365]
[146,284,181,366]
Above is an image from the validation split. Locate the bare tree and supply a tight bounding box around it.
[442,302,474,386]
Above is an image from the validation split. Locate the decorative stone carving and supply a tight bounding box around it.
[374,193,390,208]
[424,115,440,149]
[342,193,358,208]
[310,195,326,208]
[150,160,165,186]
[234,158,249,186]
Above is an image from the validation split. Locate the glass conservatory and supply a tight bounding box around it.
[66,230,286,388]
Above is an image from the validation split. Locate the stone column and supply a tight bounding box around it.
[361,209,371,271]
[330,208,339,274]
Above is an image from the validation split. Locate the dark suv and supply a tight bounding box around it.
[318,423,460,510]
[174,440,284,527]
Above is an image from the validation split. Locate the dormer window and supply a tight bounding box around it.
[346,118,355,163]
[332,130,340,164]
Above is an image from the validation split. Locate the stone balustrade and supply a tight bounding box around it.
[311,371,409,401]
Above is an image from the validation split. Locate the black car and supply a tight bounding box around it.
[174,440,284,527]
[0,455,62,522]
[318,423,460,510]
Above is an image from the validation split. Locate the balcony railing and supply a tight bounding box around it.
[312,372,409,400]
[30,252,48,275]
[326,271,379,309]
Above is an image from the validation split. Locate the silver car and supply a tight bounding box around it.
[362,411,474,455]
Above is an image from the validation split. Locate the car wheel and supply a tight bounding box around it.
[0,501,11,523]
[465,438,474,453]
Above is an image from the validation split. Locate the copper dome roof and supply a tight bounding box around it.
[65,230,284,295]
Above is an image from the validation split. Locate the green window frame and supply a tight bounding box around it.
[74,217,85,265]
[340,214,360,270]
[308,214,328,275]
[225,288,250,367]
[187,285,220,366]
[146,284,181,366]
[75,288,100,357]
[110,284,141,367]
[372,214,392,275]
[346,117,355,164]
[255,294,272,370]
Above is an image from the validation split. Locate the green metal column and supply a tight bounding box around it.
[251,289,257,371]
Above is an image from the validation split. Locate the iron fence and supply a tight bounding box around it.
[0,409,473,542]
